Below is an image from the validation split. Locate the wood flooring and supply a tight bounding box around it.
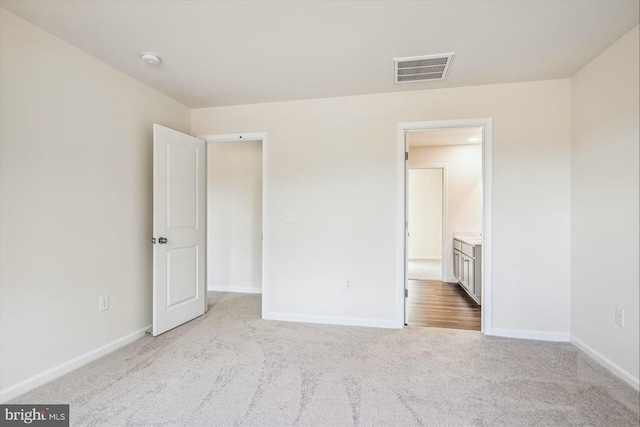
[407,279,481,331]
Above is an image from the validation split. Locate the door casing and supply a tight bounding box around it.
[397,119,492,333]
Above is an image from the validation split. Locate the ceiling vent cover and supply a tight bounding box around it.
[393,53,455,83]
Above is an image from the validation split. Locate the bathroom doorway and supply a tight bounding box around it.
[401,122,489,331]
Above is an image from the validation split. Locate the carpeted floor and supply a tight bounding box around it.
[11,292,640,426]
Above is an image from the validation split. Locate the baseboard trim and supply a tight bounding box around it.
[208,286,262,294]
[490,328,570,342]
[264,312,403,329]
[0,324,151,403]
[409,257,442,261]
[571,335,639,391]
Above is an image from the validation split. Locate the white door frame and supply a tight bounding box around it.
[199,132,268,319]
[397,119,493,334]
[407,165,447,281]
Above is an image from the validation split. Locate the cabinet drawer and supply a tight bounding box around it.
[453,239,462,251]
[461,243,475,258]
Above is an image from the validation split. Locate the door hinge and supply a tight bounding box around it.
[405,288,408,298]
[405,152,408,161]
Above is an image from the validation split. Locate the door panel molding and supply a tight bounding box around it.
[153,124,206,336]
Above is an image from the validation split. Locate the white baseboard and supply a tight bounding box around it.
[0,324,151,403]
[265,312,403,329]
[208,285,262,294]
[571,335,639,391]
[490,328,570,342]
[409,256,442,261]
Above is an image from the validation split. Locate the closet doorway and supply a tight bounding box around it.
[207,140,263,295]
[204,132,268,317]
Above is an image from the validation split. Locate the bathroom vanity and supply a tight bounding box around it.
[453,235,482,305]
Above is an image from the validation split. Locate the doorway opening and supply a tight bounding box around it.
[407,167,445,281]
[203,132,268,318]
[207,139,263,294]
[398,119,492,334]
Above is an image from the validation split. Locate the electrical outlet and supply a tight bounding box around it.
[615,307,624,326]
[99,294,109,312]
[284,213,296,223]
[344,279,352,291]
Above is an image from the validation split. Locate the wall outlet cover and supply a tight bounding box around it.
[99,294,109,312]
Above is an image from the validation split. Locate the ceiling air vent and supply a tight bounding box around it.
[393,53,455,83]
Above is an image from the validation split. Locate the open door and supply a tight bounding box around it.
[404,132,410,325]
[152,124,206,336]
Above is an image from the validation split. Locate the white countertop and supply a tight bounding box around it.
[453,233,482,246]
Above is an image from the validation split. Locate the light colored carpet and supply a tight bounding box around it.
[11,292,639,426]
[408,258,442,280]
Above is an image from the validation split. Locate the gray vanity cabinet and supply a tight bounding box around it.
[453,238,482,305]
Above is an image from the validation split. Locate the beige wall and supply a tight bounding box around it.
[192,78,571,335]
[409,144,482,282]
[0,9,190,392]
[207,141,262,293]
[407,169,443,260]
[571,25,639,387]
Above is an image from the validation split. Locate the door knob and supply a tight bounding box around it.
[159,237,168,244]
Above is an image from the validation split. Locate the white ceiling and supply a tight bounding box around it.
[1,1,638,108]
[408,128,483,147]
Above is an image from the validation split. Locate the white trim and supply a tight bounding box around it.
[408,256,442,261]
[398,119,493,334]
[265,312,403,329]
[208,285,262,294]
[200,132,268,320]
[0,325,151,403]
[571,335,640,391]
[200,132,267,143]
[482,120,493,335]
[490,328,570,342]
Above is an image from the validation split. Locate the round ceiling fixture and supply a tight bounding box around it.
[140,52,161,66]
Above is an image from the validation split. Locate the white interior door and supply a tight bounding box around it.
[153,124,206,336]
